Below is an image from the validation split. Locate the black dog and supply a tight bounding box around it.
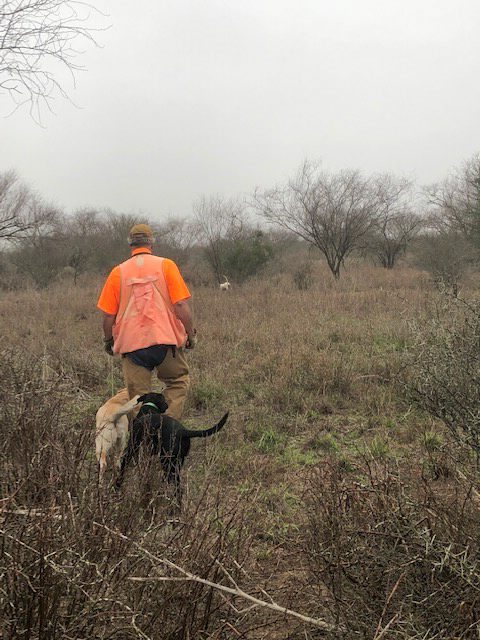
[115,392,229,507]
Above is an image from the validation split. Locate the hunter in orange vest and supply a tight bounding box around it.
[97,224,196,420]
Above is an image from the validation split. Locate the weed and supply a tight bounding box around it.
[384,417,395,429]
[422,430,445,453]
[367,435,391,461]
[311,432,339,453]
[279,445,318,467]
[257,426,283,453]
[337,455,356,472]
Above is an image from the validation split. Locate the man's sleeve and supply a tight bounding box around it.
[97,267,121,315]
[163,259,191,305]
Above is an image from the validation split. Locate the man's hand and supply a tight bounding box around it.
[185,331,197,350]
[103,336,114,356]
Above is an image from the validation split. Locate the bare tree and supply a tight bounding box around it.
[0,170,58,240]
[58,208,102,284]
[154,216,198,266]
[366,175,423,269]
[9,203,64,287]
[193,195,246,282]
[0,0,102,117]
[424,153,480,245]
[253,161,380,279]
[369,211,423,268]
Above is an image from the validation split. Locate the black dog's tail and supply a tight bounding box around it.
[180,412,229,439]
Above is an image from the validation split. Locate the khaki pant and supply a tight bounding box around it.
[122,347,189,420]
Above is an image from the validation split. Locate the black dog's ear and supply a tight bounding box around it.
[137,394,147,403]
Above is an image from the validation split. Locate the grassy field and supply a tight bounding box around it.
[1,262,480,639]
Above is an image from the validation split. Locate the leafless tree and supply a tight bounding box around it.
[253,161,381,279]
[367,175,423,269]
[9,201,64,287]
[424,153,480,244]
[369,211,423,268]
[193,195,246,282]
[57,208,102,284]
[0,0,102,117]
[0,169,58,240]
[154,216,198,266]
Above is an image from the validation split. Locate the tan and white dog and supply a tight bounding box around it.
[219,275,231,291]
[95,389,139,482]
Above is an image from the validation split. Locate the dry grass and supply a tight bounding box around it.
[1,261,480,638]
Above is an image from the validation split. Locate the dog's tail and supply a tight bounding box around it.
[110,395,140,423]
[180,412,229,439]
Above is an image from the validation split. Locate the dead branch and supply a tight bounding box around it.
[95,522,343,633]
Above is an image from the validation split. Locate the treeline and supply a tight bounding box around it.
[1,153,479,289]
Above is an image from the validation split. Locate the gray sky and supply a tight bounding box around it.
[2,0,480,221]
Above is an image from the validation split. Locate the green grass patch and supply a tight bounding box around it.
[190,375,227,411]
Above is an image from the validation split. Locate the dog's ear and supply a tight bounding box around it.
[137,394,147,404]
[154,394,168,413]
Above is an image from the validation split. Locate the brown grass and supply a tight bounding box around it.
[1,261,480,638]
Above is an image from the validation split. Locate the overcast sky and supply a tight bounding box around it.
[2,0,480,222]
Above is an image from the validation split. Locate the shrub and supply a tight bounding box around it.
[411,233,477,295]
[302,459,480,638]
[402,292,480,453]
[222,230,274,283]
[293,260,313,290]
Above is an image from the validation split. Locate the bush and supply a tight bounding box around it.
[293,261,313,290]
[402,292,480,453]
[222,230,274,283]
[302,459,480,638]
[411,233,477,294]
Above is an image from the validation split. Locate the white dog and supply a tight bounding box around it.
[95,389,139,482]
[219,275,231,291]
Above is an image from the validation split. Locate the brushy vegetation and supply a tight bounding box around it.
[2,262,480,638]
[403,291,480,454]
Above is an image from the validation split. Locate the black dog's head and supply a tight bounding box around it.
[137,392,169,415]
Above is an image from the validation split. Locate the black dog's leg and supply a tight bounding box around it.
[115,422,144,490]
[161,457,183,514]
[162,437,189,513]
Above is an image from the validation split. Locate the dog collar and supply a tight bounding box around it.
[142,402,159,410]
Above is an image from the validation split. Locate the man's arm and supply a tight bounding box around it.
[174,299,195,337]
[102,312,116,340]
[97,267,120,348]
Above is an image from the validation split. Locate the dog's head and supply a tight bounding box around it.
[137,392,169,414]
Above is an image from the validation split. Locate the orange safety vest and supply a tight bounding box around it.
[112,253,187,354]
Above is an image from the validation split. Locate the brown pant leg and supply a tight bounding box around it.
[122,356,152,401]
[155,347,189,420]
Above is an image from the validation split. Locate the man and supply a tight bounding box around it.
[97,224,196,420]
